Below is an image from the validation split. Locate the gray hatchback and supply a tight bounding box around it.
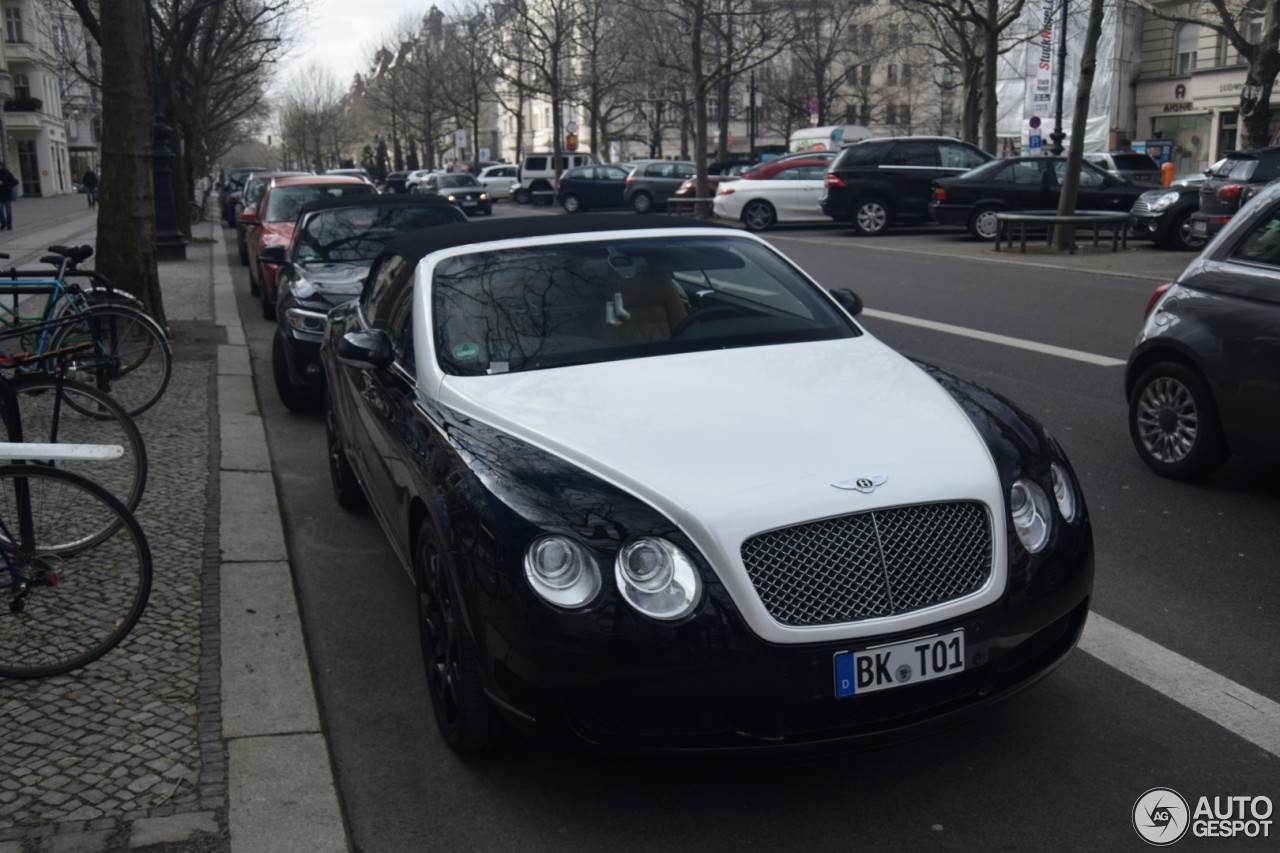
[624,160,696,213]
[1125,179,1280,479]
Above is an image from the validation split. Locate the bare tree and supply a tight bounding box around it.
[440,4,496,170]
[903,0,1028,152]
[275,65,350,172]
[781,0,864,127]
[574,0,640,161]
[67,0,164,324]
[1139,0,1280,149]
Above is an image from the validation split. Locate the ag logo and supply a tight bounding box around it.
[832,475,887,493]
[1133,788,1190,845]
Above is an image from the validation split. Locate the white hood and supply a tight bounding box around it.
[438,336,1007,643]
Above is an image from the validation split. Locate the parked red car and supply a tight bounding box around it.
[244,175,375,319]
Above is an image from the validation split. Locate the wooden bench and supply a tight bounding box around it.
[994,211,1131,254]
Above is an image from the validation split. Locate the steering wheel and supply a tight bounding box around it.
[670,306,748,339]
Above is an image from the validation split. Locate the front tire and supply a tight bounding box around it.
[852,197,891,235]
[325,391,366,510]
[1165,208,1208,251]
[272,329,319,411]
[562,194,582,213]
[1129,361,1228,480]
[742,200,776,231]
[969,205,1002,240]
[414,522,507,753]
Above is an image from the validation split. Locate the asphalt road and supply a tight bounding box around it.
[228,207,1277,853]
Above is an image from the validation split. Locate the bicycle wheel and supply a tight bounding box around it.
[7,375,147,514]
[50,304,172,416]
[0,465,152,678]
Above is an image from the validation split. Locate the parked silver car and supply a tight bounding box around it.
[1125,179,1280,479]
[1084,151,1163,187]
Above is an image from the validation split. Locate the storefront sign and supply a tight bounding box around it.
[1163,102,1195,112]
[1033,0,1055,110]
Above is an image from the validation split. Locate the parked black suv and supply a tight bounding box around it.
[822,136,991,234]
[1191,148,1280,240]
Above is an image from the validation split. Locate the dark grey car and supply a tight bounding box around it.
[624,160,696,213]
[1125,179,1280,479]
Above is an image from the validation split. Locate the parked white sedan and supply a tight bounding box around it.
[476,164,518,200]
[713,162,831,231]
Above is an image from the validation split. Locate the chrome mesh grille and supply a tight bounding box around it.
[1131,198,1153,215]
[740,502,992,627]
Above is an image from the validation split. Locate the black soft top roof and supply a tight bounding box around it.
[298,194,460,218]
[382,214,731,264]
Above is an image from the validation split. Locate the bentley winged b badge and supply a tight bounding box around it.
[832,475,888,494]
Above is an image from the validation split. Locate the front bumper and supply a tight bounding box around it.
[484,523,1094,754]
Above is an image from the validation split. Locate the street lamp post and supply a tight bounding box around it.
[1049,0,1069,156]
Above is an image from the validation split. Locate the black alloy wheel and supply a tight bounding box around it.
[272,329,320,411]
[325,392,366,509]
[414,522,505,753]
[1166,209,1208,251]
[742,200,776,232]
[1129,360,1228,480]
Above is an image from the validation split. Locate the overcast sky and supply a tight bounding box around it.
[281,0,427,90]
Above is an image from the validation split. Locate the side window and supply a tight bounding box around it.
[940,143,988,169]
[1077,163,1106,188]
[837,141,890,167]
[773,167,803,180]
[676,164,696,179]
[362,254,409,328]
[387,288,416,371]
[999,162,1045,185]
[1230,208,1280,266]
[800,165,828,179]
[525,157,547,172]
[885,142,940,167]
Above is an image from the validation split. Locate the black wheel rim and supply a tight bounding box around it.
[417,539,461,732]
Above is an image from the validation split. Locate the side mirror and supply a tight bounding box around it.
[337,329,394,370]
[238,208,258,224]
[258,245,288,265]
[829,287,863,317]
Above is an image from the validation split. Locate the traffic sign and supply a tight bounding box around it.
[1029,116,1042,129]
[1028,135,1043,150]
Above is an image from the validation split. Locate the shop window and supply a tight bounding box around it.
[1176,24,1200,75]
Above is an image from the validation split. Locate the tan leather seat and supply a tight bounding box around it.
[611,271,688,344]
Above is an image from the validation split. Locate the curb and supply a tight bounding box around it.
[211,227,347,853]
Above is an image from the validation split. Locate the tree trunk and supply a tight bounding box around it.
[98,0,164,327]
[1241,5,1280,149]
[692,8,709,216]
[1054,0,1105,249]
[980,0,998,155]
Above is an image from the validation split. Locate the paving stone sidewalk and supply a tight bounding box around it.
[1,205,227,852]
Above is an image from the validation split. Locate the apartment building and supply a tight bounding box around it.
[1,0,73,196]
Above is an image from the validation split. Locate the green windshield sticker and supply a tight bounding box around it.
[453,342,480,361]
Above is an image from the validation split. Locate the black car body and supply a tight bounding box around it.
[382,171,411,193]
[1128,173,1208,251]
[930,157,1147,240]
[821,137,991,234]
[1083,151,1164,187]
[221,167,265,227]
[321,215,1094,755]
[417,172,492,215]
[263,195,467,409]
[556,164,631,212]
[1190,148,1280,240]
[1125,179,1280,480]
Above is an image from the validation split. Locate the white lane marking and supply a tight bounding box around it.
[862,307,1127,367]
[1080,613,1280,758]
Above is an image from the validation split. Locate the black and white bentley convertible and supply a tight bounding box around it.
[321,216,1094,754]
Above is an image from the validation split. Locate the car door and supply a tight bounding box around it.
[592,165,628,207]
[764,165,815,220]
[881,140,944,220]
[992,160,1054,211]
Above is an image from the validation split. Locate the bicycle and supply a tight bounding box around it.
[0,246,173,416]
[0,379,152,678]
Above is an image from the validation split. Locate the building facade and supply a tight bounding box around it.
[1,0,75,196]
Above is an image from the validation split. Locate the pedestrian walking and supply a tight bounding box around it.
[81,167,99,208]
[0,162,18,230]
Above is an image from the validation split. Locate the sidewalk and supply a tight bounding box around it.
[0,198,345,852]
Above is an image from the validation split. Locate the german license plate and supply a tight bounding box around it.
[1192,220,1208,236]
[833,630,965,698]
[462,199,476,206]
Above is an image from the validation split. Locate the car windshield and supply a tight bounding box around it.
[433,236,857,376]
[1227,159,1259,180]
[438,174,480,188]
[296,205,465,262]
[265,184,375,222]
[1111,154,1159,170]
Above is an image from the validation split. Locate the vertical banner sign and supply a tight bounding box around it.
[1033,0,1055,114]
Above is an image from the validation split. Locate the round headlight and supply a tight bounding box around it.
[524,535,600,608]
[1150,191,1181,211]
[1050,463,1077,523]
[1009,479,1052,553]
[447,194,458,202]
[615,537,701,620]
